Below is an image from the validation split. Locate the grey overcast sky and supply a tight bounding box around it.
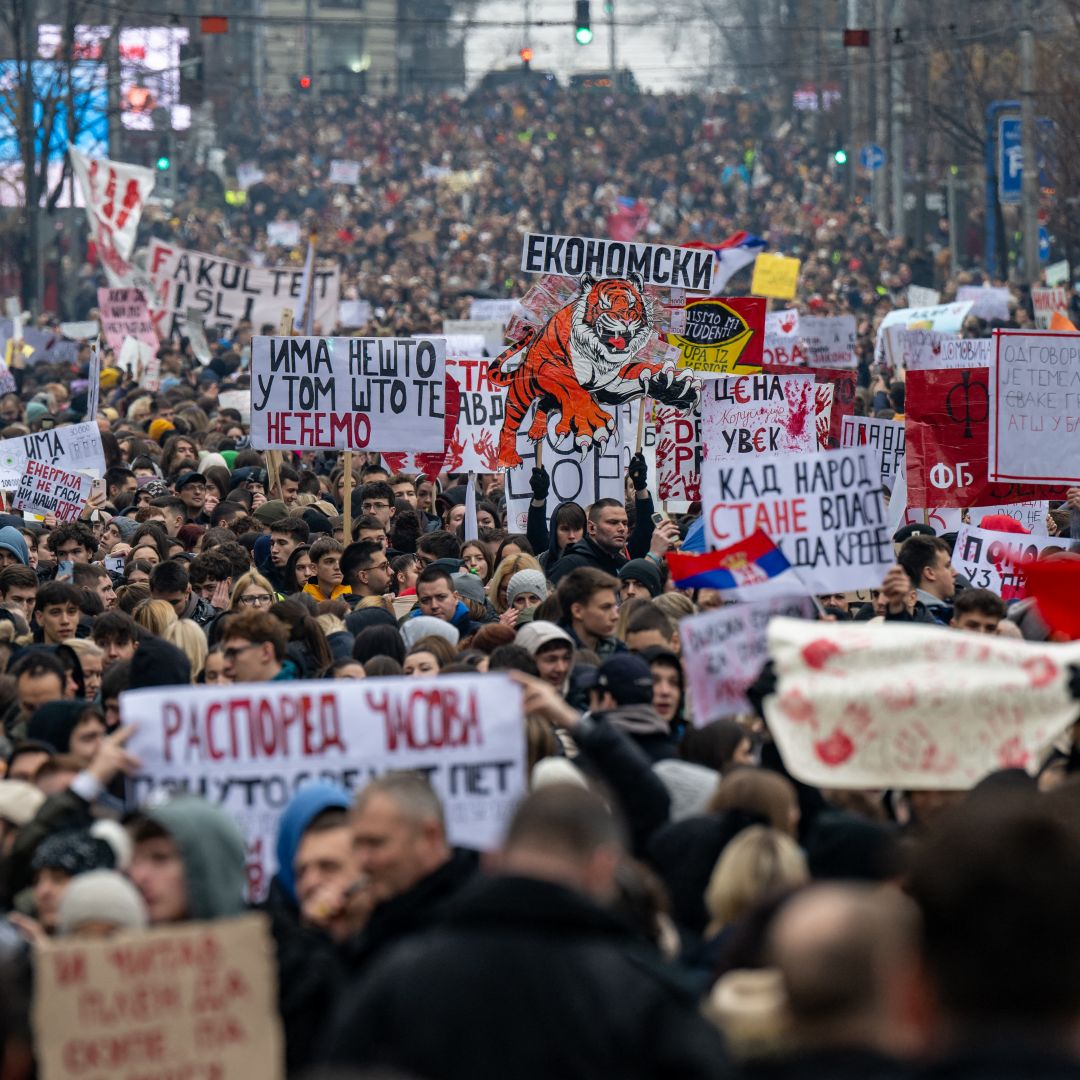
[460,1,718,92]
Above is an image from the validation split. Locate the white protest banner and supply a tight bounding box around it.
[702,446,892,593]
[423,333,486,358]
[505,400,653,532]
[761,309,805,368]
[469,298,521,323]
[520,233,715,292]
[69,147,155,286]
[764,616,1080,789]
[60,320,99,341]
[383,356,507,474]
[1046,259,1070,287]
[840,416,906,485]
[876,300,973,366]
[957,284,1012,322]
[13,460,93,522]
[902,507,963,533]
[655,401,701,507]
[33,914,284,1080]
[0,422,106,491]
[148,239,340,341]
[799,315,856,370]
[183,308,213,364]
[119,336,159,390]
[907,284,941,308]
[989,329,1080,484]
[339,299,373,328]
[444,318,505,356]
[266,220,301,248]
[249,336,446,454]
[218,389,252,423]
[122,674,526,900]
[701,374,816,461]
[902,331,991,370]
[970,499,1049,534]
[328,159,361,186]
[952,523,1060,602]
[1032,286,1070,330]
[235,161,265,190]
[96,287,157,351]
[680,596,816,725]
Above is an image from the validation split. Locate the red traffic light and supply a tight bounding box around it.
[299,75,312,90]
[519,47,534,63]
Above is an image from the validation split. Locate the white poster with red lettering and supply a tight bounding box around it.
[951,523,1060,602]
[764,617,1080,789]
[701,374,817,461]
[69,147,155,287]
[121,674,526,899]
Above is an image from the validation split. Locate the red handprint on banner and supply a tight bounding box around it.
[474,428,500,473]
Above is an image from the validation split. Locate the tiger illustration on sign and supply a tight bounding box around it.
[488,273,700,467]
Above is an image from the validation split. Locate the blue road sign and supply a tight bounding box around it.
[1039,226,1050,263]
[999,116,1023,204]
[859,144,886,171]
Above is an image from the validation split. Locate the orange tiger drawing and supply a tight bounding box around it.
[488,273,699,467]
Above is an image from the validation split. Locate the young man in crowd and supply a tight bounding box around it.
[413,565,480,637]
[340,540,393,600]
[304,537,351,602]
[556,568,624,656]
[219,609,297,682]
[149,561,216,627]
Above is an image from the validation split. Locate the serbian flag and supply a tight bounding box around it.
[686,232,767,295]
[1022,558,1080,640]
[607,197,650,242]
[666,529,808,599]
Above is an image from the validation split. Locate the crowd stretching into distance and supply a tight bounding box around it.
[0,81,1077,1080]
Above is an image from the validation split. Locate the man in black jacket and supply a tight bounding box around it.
[324,784,731,1080]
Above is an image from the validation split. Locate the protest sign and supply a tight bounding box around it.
[680,596,816,724]
[0,422,106,491]
[799,315,856,369]
[1046,259,1070,287]
[236,161,265,190]
[97,287,157,351]
[970,499,1049,534]
[249,335,446,453]
[13,460,93,522]
[655,401,700,506]
[902,332,991,371]
[218,389,251,423]
[764,617,1080,790]
[952,523,1060,602]
[122,673,526,900]
[33,914,284,1080]
[750,253,801,300]
[957,285,1012,322]
[383,356,508,474]
[701,374,816,461]
[907,284,941,307]
[989,330,1080,484]
[505,401,653,532]
[668,296,765,376]
[266,220,301,248]
[148,240,340,340]
[328,159,361,185]
[60,320,99,341]
[761,309,806,368]
[339,299,373,328]
[875,300,973,365]
[443,318,504,356]
[840,416,905,484]
[469,298,520,323]
[1032,286,1069,330]
[520,233,715,291]
[808,367,855,449]
[702,445,892,593]
[426,333,486,358]
[814,382,834,450]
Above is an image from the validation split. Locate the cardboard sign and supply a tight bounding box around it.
[680,596,816,724]
[989,330,1080,484]
[218,389,251,424]
[799,315,856,370]
[764,617,1080,790]
[249,335,446,453]
[970,500,1049,534]
[33,914,284,1080]
[750,253,801,300]
[328,159,361,186]
[148,240,340,341]
[952,523,1061,602]
[702,445,892,593]
[902,332,991,371]
[97,287,157,351]
[957,285,1012,322]
[1032,287,1069,330]
[0,422,106,491]
[841,416,906,485]
[668,296,765,376]
[701,374,816,461]
[876,300,973,366]
[122,674,526,900]
[907,285,941,308]
[520,233,715,292]
[13,461,93,521]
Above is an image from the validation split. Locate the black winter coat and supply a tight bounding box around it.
[324,874,733,1080]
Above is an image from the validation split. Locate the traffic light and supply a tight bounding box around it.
[575,1,593,44]
[155,154,171,171]
[519,46,533,66]
[833,148,848,164]
[298,75,312,91]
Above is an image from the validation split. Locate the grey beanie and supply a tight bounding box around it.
[401,615,460,650]
[506,569,548,608]
[58,869,149,935]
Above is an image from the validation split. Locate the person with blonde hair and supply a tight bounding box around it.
[229,570,276,611]
[488,553,543,614]
[164,619,208,681]
[62,638,105,700]
[132,599,178,636]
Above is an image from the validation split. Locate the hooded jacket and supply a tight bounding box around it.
[593,702,677,763]
[0,527,28,566]
[144,797,246,920]
[26,701,91,754]
[273,783,351,906]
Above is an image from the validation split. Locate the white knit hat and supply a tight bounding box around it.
[58,870,149,935]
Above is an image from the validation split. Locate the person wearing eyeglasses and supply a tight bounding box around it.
[228,571,278,614]
[219,608,298,683]
[174,472,211,526]
[355,481,396,530]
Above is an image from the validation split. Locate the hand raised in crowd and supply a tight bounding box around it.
[628,451,649,493]
[529,466,549,503]
[1066,487,1080,512]
[648,518,681,558]
[499,607,519,629]
[300,877,377,943]
[86,725,141,788]
[251,489,267,511]
[210,578,231,610]
[79,489,110,522]
[880,564,914,615]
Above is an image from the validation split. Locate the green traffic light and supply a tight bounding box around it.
[575,26,593,44]
[156,155,171,171]
[833,149,848,164]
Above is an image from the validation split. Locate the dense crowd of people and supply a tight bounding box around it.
[2,78,1079,1080]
